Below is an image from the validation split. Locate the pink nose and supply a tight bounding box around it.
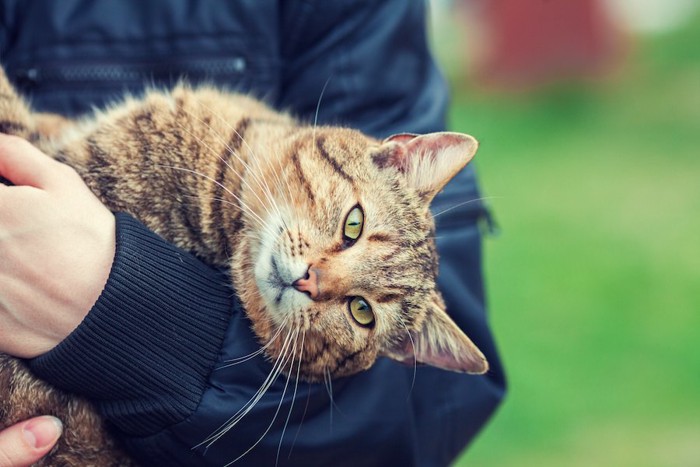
[293,268,319,299]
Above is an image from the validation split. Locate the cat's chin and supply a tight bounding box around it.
[262,283,312,323]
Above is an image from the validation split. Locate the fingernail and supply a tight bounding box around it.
[23,416,63,449]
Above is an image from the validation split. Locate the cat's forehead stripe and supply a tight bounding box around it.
[288,141,316,203]
[315,135,355,184]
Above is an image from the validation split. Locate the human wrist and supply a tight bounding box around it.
[43,206,116,349]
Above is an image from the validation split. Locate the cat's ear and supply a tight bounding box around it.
[382,302,488,374]
[372,132,479,202]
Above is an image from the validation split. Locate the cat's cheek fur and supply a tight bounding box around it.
[297,328,379,381]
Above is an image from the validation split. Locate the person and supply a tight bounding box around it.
[0,416,62,467]
[0,1,505,465]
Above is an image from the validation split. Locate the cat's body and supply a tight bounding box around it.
[0,67,486,465]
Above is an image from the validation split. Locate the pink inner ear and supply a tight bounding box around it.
[376,134,418,173]
[383,133,418,144]
[405,132,475,155]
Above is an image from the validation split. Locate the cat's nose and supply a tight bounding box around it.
[292,267,319,299]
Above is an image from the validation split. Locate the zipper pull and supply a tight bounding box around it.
[479,207,501,237]
[15,67,40,88]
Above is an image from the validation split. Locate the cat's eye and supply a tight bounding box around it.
[349,296,374,327]
[343,205,364,244]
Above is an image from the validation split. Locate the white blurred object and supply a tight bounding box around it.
[604,0,700,33]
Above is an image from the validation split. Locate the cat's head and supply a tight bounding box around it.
[233,127,487,381]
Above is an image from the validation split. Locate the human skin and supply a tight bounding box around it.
[0,134,115,358]
[0,416,63,467]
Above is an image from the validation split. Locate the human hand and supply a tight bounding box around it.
[0,134,115,358]
[0,416,63,467]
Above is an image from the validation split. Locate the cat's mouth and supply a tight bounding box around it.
[269,257,291,304]
[255,250,311,324]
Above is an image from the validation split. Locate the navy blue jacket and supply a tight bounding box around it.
[1,1,505,465]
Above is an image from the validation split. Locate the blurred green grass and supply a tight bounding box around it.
[448,14,700,467]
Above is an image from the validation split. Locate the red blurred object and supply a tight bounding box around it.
[474,0,623,89]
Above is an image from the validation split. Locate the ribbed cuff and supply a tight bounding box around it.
[29,213,235,436]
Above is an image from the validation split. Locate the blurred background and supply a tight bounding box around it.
[428,0,700,465]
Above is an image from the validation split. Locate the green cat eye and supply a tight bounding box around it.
[343,205,364,242]
[349,296,374,327]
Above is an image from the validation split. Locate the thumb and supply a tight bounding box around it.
[0,417,63,467]
[0,134,61,189]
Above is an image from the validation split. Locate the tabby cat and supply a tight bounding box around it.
[0,67,487,465]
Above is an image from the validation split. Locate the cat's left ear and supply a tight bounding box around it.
[381,297,489,374]
[372,132,479,202]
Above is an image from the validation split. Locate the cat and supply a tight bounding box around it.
[0,67,487,465]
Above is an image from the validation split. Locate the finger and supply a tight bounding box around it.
[0,134,59,189]
[0,416,63,467]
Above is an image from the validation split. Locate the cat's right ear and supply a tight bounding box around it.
[371,132,479,203]
[381,301,489,375]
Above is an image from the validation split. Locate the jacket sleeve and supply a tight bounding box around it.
[28,213,235,437]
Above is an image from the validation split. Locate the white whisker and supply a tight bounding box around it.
[313,76,332,133]
[223,328,300,466]
[155,163,272,236]
[178,193,239,208]
[195,326,296,450]
[311,76,332,162]
[431,196,501,219]
[397,315,417,399]
[218,316,291,368]
[170,115,280,233]
[275,328,305,466]
[185,100,290,228]
[324,368,334,433]
[288,382,312,460]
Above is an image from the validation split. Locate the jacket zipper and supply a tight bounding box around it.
[14,57,247,89]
